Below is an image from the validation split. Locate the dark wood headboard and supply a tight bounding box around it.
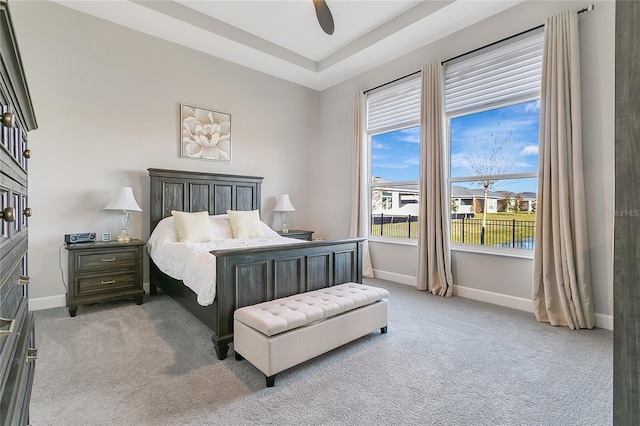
[148,168,263,232]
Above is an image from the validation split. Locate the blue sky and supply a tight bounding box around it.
[371,99,540,194]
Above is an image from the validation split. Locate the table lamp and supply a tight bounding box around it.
[104,187,142,242]
[273,194,295,233]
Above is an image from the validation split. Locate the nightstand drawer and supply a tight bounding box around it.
[75,250,137,272]
[76,271,138,296]
[66,239,145,316]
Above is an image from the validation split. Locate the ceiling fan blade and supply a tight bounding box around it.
[313,0,335,35]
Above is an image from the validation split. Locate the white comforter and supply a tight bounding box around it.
[147,214,303,306]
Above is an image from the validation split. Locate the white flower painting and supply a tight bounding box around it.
[180,104,231,162]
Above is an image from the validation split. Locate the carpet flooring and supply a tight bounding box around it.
[29,278,612,425]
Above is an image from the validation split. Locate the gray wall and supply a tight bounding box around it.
[11,1,319,302]
[12,1,614,325]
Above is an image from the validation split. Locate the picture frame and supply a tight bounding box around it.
[101,233,111,242]
[180,104,231,162]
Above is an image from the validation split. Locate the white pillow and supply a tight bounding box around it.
[227,209,265,238]
[171,210,215,242]
[209,214,234,240]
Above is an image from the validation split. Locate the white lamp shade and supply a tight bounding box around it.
[104,187,142,211]
[273,194,295,212]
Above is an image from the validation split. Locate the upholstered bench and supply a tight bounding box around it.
[233,282,389,387]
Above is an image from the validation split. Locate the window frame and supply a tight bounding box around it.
[446,97,539,257]
[368,126,421,244]
[366,74,422,244]
[444,29,544,255]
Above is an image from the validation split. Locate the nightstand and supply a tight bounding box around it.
[65,239,145,317]
[277,230,314,241]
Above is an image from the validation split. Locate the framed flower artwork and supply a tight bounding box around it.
[180,104,231,162]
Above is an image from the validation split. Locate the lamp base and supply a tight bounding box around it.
[280,212,289,233]
[115,230,132,243]
[116,211,132,243]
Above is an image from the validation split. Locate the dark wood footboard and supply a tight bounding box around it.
[148,168,364,360]
[149,238,364,360]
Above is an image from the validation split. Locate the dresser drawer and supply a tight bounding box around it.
[76,271,138,296]
[0,308,35,426]
[0,249,27,327]
[0,299,29,405]
[74,249,137,273]
[66,240,145,316]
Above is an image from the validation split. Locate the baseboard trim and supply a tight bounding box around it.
[29,279,613,330]
[30,294,66,311]
[30,282,152,311]
[453,284,535,313]
[594,313,613,331]
[372,269,417,287]
[372,270,613,331]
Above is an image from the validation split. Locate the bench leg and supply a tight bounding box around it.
[381,326,388,334]
[266,375,275,387]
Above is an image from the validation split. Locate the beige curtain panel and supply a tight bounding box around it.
[532,10,595,329]
[417,62,453,296]
[349,91,374,278]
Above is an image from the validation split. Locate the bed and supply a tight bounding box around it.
[147,168,364,360]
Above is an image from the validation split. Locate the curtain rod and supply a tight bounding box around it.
[363,70,421,95]
[442,4,594,65]
[363,4,595,94]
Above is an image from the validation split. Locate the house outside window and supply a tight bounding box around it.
[445,29,544,252]
[367,75,421,241]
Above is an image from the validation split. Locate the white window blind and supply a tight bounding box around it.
[367,75,421,133]
[445,29,544,116]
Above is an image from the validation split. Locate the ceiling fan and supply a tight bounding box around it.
[312,0,335,35]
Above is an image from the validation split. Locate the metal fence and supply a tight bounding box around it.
[370,214,418,239]
[371,214,536,249]
[451,217,535,249]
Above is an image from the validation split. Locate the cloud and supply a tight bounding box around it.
[375,163,409,169]
[524,100,540,113]
[398,127,421,143]
[372,141,387,150]
[520,145,538,156]
[450,152,470,168]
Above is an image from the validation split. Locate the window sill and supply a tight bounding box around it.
[367,238,534,259]
[368,236,417,247]
[450,243,534,259]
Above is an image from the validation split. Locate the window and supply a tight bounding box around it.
[445,29,544,251]
[367,75,421,240]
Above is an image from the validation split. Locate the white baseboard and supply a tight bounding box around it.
[29,282,152,312]
[29,279,613,331]
[453,284,535,313]
[372,269,417,287]
[372,270,613,331]
[29,294,66,311]
[594,313,613,331]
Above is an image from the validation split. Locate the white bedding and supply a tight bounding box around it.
[147,214,303,306]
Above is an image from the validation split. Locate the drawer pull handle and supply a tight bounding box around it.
[0,317,15,337]
[1,112,15,128]
[101,280,115,285]
[101,258,116,262]
[23,149,31,159]
[27,347,38,363]
[0,207,15,223]
[24,207,32,217]
[19,275,30,286]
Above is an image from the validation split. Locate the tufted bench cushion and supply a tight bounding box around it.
[234,283,390,336]
[234,282,389,387]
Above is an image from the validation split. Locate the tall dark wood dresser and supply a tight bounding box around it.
[0,1,38,424]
